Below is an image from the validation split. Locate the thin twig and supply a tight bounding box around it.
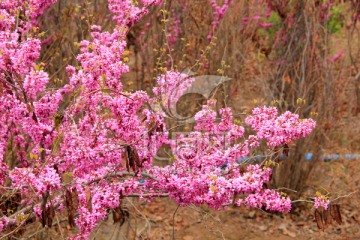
[85,171,160,185]
[172,204,180,240]
[331,191,358,202]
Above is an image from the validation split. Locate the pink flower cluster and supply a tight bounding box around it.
[244,189,291,212]
[314,196,330,210]
[0,0,57,30]
[146,102,315,212]
[109,0,162,26]
[73,182,122,239]
[153,70,196,107]
[10,166,61,194]
[245,106,316,147]
[0,217,9,233]
[0,0,63,186]
[23,71,49,100]
[75,26,128,91]
[207,0,232,39]
[166,11,182,47]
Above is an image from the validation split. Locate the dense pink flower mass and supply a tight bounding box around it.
[10,166,61,194]
[0,0,318,239]
[245,106,316,147]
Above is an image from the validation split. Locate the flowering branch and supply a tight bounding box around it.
[0,0,322,239]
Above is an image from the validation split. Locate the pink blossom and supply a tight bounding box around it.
[153,71,195,106]
[0,217,9,233]
[329,50,344,63]
[10,166,61,194]
[245,189,291,212]
[207,0,232,39]
[314,196,330,210]
[258,22,273,28]
[23,71,49,100]
[245,107,316,147]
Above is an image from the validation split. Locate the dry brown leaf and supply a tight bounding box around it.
[85,186,92,213]
[65,189,75,228]
[315,209,324,231]
[330,204,342,225]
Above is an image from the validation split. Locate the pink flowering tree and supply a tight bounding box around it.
[0,0,332,239]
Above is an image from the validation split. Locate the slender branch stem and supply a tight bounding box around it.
[85,171,159,185]
[172,204,180,240]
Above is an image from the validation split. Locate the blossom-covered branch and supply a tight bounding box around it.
[0,0,318,239]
